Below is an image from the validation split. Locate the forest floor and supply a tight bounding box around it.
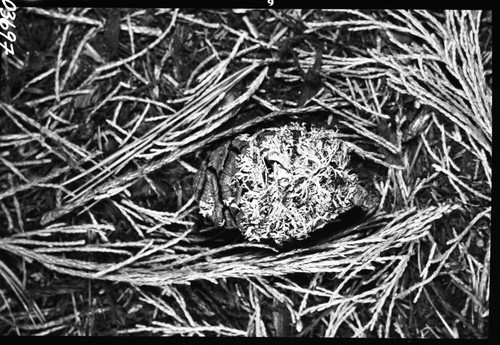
[0,9,491,337]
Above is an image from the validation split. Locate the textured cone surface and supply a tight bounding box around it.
[198,123,378,244]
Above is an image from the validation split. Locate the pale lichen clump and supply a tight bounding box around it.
[234,123,361,244]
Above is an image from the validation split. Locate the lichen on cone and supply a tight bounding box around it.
[198,123,378,245]
[234,123,372,244]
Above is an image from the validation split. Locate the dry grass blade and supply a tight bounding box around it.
[0,260,45,325]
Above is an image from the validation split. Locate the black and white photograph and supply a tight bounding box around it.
[0,5,491,337]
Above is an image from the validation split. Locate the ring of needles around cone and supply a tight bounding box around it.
[196,123,379,245]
